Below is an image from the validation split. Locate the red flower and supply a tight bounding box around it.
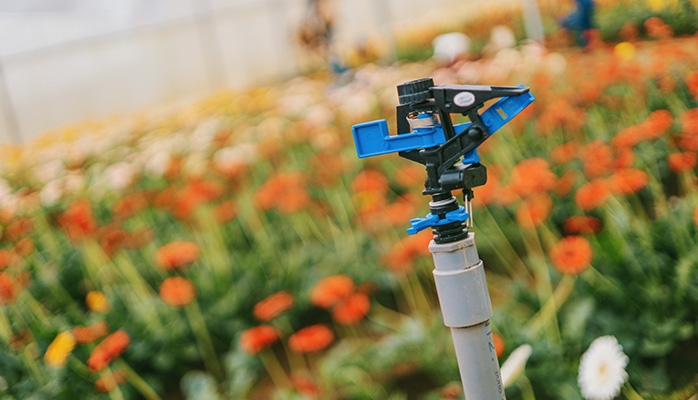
[668,152,697,173]
[159,277,197,307]
[253,291,294,321]
[575,180,611,211]
[563,216,602,235]
[288,325,334,353]
[549,236,593,275]
[155,241,200,270]
[72,321,110,344]
[515,193,552,228]
[239,325,280,354]
[310,275,355,308]
[87,330,130,372]
[332,293,371,325]
[58,199,97,242]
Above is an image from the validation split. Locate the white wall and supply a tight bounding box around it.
[0,0,473,143]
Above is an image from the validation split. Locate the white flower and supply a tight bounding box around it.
[500,344,533,387]
[578,336,629,400]
[103,162,135,191]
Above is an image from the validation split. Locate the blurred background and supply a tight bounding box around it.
[0,0,500,143]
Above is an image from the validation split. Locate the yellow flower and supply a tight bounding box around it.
[86,291,110,313]
[44,332,76,367]
[614,42,636,62]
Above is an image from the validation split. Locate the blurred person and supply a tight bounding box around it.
[297,0,347,74]
[560,0,596,47]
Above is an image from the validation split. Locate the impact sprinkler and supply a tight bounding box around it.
[352,78,534,399]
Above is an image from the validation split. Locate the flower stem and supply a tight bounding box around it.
[622,381,644,400]
[259,350,291,390]
[113,359,163,400]
[183,301,224,381]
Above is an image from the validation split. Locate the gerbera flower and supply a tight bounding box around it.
[288,325,334,353]
[44,332,76,367]
[155,241,200,270]
[239,325,280,354]
[309,275,354,309]
[549,236,593,275]
[159,277,197,307]
[578,336,628,400]
[253,291,294,321]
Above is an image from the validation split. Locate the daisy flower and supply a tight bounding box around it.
[578,335,629,400]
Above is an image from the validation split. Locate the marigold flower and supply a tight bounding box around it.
[0,249,18,270]
[641,109,673,140]
[332,292,371,325]
[95,370,128,393]
[239,325,280,354]
[58,198,97,242]
[159,276,197,307]
[44,331,76,368]
[667,152,697,173]
[609,169,649,195]
[72,321,110,344]
[253,291,294,321]
[515,193,552,228]
[86,291,110,313]
[112,191,148,220]
[254,172,307,212]
[509,158,556,197]
[214,200,238,224]
[492,332,505,358]
[549,236,593,275]
[5,217,34,242]
[0,272,26,304]
[155,241,200,270]
[288,325,334,353]
[553,169,577,198]
[611,125,643,149]
[613,147,636,170]
[686,70,698,99]
[87,330,131,372]
[575,180,611,211]
[350,169,389,195]
[679,108,698,136]
[563,216,602,235]
[100,228,127,258]
[381,230,433,274]
[693,205,698,227]
[580,140,614,179]
[550,142,579,165]
[310,275,355,308]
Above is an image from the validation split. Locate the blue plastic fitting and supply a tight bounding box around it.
[407,206,470,235]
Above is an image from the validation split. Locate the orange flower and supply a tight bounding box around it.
[87,330,131,372]
[332,292,371,325]
[492,332,505,358]
[214,200,238,224]
[13,237,34,257]
[563,216,602,235]
[580,140,614,178]
[641,109,673,140]
[549,236,593,275]
[100,228,127,258]
[687,70,698,99]
[610,168,649,195]
[159,277,197,307]
[614,147,636,170]
[253,291,294,321]
[72,321,110,344]
[5,217,33,242]
[86,291,110,313]
[350,169,389,195]
[668,152,697,173]
[44,332,76,368]
[574,179,611,211]
[550,142,579,165]
[0,249,18,270]
[310,275,355,308]
[253,172,309,214]
[509,158,556,197]
[611,125,643,149]
[155,241,200,270]
[239,325,280,354]
[694,205,698,227]
[680,108,698,136]
[393,165,425,188]
[553,169,577,198]
[288,325,334,353]
[0,272,27,304]
[58,198,98,242]
[381,230,433,274]
[95,370,128,393]
[112,191,148,220]
[644,17,673,39]
[515,193,552,228]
